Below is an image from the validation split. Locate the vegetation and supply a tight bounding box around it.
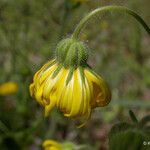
[0,0,149,149]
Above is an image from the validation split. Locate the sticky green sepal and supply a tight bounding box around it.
[56,38,89,68]
[52,64,62,78]
[56,38,74,64]
[66,67,74,85]
[79,67,85,84]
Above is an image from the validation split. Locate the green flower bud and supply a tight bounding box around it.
[56,38,89,68]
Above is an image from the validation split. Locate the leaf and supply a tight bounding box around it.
[129,110,138,123]
[108,122,133,139]
[109,129,148,150]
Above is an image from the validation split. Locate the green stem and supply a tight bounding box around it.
[59,0,70,39]
[72,6,150,39]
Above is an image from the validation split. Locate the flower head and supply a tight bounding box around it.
[0,82,18,95]
[30,38,111,125]
[43,140,62,150]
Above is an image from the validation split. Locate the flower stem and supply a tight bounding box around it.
[72,6,150,39]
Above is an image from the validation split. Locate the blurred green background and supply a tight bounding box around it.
[0,0,150,149]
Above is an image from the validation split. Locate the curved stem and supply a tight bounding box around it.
[72,6,150,39]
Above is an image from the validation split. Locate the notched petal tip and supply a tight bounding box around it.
[44,100,56,117]
[75,108,91,128]
[44,107,51,117]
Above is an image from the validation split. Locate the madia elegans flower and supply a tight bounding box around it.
[30,38,111,125]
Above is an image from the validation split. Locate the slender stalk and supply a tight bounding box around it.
[72,6,150,39]
[59,0,71,39]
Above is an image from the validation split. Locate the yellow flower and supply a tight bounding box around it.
[0,82,18,95]
[43,140,62,150]
[30,61,111,117]
[30,38,111,125]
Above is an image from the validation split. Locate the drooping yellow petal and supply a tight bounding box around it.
[84,69,111,108]
[33,59,55,83]
[52,68,69,111]
[44,67,70,116]
[34,64,57,105]
[63,77,74,116]
[44,89,57,117]
[65,69,83,117]
[43,68,65,116]
[42,64,60,100]
[60,76,73,115]
[30,59,56,100]
[82,75,91,117]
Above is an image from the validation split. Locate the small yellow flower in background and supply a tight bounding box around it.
[43,140,62,150]
[30,38,111,126]
[42,140,76,150]
[0,82,18,95]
